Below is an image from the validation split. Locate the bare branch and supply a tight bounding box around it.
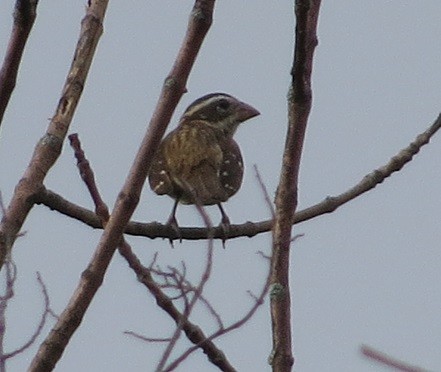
[148,264,224,330]
[269,2,321,370]
[0,0,39,127]
[361,345,428,372]
[0,261,16,371]
[34,112,441,246]
[163,254,271,372]
[29,1,216,370]
[254,164,275,218]
[0,0,108,270]
[68,133,110,223]
[124,331,171,343]
[156,203,214,371]
[0,266,54,372]
[4,272,54,360]
[119,242,236,372]
[69,133,233,371]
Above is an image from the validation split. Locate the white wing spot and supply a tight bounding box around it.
[153,181,165,192]
[224,160,230,164]
[222,171,228,176]
[160,170,167,175]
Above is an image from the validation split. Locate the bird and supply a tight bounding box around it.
[148,92,260,244]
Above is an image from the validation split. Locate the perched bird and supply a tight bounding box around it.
[149,93,260,241]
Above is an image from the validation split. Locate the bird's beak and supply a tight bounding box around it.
[236,101,260,122]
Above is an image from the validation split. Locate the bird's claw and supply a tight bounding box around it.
[166,215,182,248]
[219,215,231,249]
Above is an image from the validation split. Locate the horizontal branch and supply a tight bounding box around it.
[35,113,441,242]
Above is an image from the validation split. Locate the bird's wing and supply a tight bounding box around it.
[148,139,176,197]
[219,138,244,198]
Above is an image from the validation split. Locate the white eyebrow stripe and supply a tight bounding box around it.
[184,95,232,117]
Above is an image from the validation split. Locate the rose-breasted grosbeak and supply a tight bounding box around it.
[149,93,259,240]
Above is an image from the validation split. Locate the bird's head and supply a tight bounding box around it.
[181,93,260,137]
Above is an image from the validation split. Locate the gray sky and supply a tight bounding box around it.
[1,1,441,371]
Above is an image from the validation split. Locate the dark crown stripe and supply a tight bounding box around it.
[183,93,232,118]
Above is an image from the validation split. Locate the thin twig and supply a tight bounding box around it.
[4,272,54,360]
[0,267,54,371]
[119,242,236,372]
[163,254,272,372]
[157,203,214,371]
[124,331,171,343]
[148,264,225,330]
[361,345,428,372]
[254,165,275,218]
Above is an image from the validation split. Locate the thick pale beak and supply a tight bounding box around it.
[236,101,260,122]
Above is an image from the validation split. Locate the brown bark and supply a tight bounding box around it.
[269,1,321,371]
[29,1,216,370]
[0,0,39,127]
[0,1,107,269]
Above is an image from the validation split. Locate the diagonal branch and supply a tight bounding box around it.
[69,133,234,371]
[0,0,39,128]
[361,345,427,372]
[269,1,321,371]
[34,112,441,242]
[120,243,236,372]
[29,1,216,371]
[0,1,107,269]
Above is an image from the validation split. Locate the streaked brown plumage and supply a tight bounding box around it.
[149,93,259,240]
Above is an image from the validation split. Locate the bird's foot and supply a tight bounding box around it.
[219,215,231,249]
[166,215,182,248]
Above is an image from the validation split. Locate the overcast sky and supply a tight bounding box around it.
[1,1,441,371]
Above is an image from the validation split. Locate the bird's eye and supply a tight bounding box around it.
[216,99,230,113]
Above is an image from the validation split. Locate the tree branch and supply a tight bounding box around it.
[34,113,441,243]
[0,1,107,269]
[155,203,214,371]
[29,1,216,370]
[361,345,427,372]
[0,0,39,128]
[163,252,271,372]
[269,1,321,371]
[69,133,235,370]
[3,272,55,360]
[120,243,236,372]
